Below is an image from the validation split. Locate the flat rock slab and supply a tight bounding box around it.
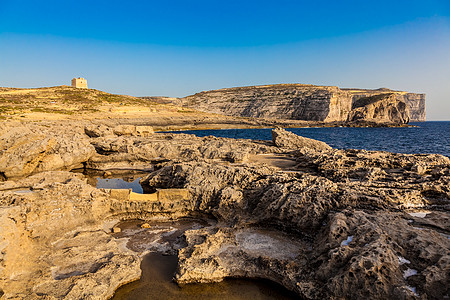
[248,154,298,170]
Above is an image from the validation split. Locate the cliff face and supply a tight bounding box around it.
[345,88,426,122]
[181,84,353,122]
[180,84,425,123]
[400,93,426,122]
[348,93,410,124]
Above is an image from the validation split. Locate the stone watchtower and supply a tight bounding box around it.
[71,77,88,89]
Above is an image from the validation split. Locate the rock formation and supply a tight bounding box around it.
[180,84,353,122]
[345,88,426,122]
[0,172,142,299]
[0,123,95,179]
[271,127,332,151]
[178,84,425,124]
[347,93,410,124]
[0,122,448,299]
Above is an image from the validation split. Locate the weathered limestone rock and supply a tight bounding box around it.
[271,127,332,151]
[139,140,449,299]
[347,93,410,124]
[178,84,425,123]
[84,124,116,138]
[0,123,448,299]
[113,125,154,136]
[345,88,426,122]
[401,93,426,122]
[179,84,353,122]
[0,172,142,299]
[0,126,95,179]
[175,209,449,299]
[86,132,281,170]
[85,124,155,138]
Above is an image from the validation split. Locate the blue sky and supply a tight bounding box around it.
[1,0,449,120]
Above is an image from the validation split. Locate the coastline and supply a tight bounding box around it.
[0,122,448,299]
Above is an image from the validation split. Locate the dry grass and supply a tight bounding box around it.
[0,86,179,120]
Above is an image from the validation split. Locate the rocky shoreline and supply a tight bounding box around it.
[0,123,448,299]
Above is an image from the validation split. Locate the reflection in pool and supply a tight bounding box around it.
[96,177,144,193]
[112,253,298,300]
[111,219,299,300]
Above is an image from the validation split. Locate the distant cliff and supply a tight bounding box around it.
[180,84,352,122]
[178,84,426,124]
[347,93,410,124]
[344,88,426,122]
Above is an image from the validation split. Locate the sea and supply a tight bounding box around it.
[167,121,450,158]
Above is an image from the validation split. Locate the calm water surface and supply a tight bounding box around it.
[167,121,450,157]
[96,177,143,193]
[111,220,299,300]
[113,253,298,300]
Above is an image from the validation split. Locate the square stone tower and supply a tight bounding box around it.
[71,77,88,89]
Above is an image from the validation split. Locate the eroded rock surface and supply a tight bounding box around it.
[348,93,410,124]
[0,124,448,299]
[177,84,425,124]
[0,124,95,179]
[140,134,449,299]
[271,127,332,151]
[345,88,426,122]
[87,132,281,170]
[179,84,353,122]
[0,172,142,299]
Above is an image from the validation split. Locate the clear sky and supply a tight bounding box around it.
[1,0,449,120]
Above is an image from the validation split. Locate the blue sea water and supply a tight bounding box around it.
[167,121,450,157]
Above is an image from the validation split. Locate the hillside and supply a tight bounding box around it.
[0,86,193,120]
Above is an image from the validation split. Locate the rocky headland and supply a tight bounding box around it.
[177,84,425,124]
[0,121,448,299]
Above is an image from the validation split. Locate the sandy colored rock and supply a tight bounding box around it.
[271,127,332,151]
[0,125,95,179]
[177,84,424,123]
[0,172,142,299]
[85,124,116,138]
[348,93,410,124]
[140,140,449,299]
[0,120,448,300]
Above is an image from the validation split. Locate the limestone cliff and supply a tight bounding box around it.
[179,84,426,123]
[347,93,410,124]
[180,84,353,122]
[344,88,426,122]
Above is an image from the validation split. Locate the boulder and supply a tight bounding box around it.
[84,124,116,138]
[113,125,154,137]
[0,126,95,179]
[271,127,332,151]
